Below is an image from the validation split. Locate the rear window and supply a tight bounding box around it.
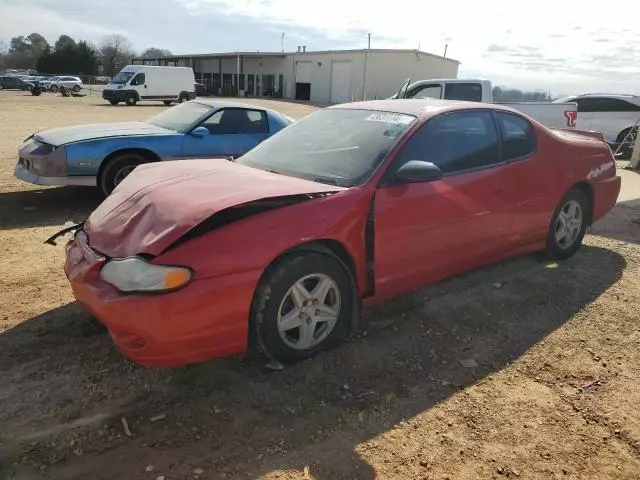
[444,83,483,102]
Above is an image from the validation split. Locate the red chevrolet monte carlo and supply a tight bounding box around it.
[62,99,621,367]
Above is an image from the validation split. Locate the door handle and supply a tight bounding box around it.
[144,85,147,88]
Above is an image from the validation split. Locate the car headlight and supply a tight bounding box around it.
[100,257,193,293]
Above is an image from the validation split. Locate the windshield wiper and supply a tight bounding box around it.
[312,177,340,186]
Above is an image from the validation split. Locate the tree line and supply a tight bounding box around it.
[0,33,172,77]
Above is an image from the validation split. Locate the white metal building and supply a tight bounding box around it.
[132,48,460,104]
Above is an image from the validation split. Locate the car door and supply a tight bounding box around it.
[129,73,146,99]
[182,108,270,158]
[373,110,512,299]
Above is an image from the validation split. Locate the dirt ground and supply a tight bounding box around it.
[0,90,639,480]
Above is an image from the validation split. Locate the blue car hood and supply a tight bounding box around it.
[35,122,174,147]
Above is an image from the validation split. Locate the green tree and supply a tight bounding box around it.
[54,35,77,52]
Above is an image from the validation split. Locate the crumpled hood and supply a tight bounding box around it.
[35,122,173,147]
[85,159,345,257]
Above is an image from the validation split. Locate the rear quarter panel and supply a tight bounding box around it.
[65,134,184,176]
[547,130,620,221]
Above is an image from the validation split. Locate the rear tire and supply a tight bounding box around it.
[251,252,353,364]
[50,85,59,93]
[545,188,589,260]
[163,100,173,106]
[31,86,42,96]
[73,85,81,92]
[125,94,137,106]
[99,153,147,196]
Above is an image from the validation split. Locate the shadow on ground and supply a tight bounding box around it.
[0,244,626,479]
[0,187,99,230]
[590,198,640,245]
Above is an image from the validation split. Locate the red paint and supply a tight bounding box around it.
[65,101,621,367]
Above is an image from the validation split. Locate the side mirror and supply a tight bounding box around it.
[190,126,210,138]
[394,160,443,184]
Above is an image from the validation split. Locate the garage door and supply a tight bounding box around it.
[331,61,351,104]
[295,61,312,83]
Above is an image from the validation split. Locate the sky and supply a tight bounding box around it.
[1,0,640,95]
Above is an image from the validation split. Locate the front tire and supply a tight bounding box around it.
[109,100,119,106]
[99,154,147,196]
[163,100,173,106]
[546,188,589,260]
[252,252,353,364]
[125,94,137,106]
[73,85,81,92]
[50,85,59,93]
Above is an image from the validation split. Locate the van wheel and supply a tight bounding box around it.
[178,92,188,103]
[163,100,173,106]
[73,85,81,92]
[99,154,147,196]
[125,94,137,106]
[109,100,119,106]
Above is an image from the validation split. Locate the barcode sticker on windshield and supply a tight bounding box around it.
[365,113,413,124]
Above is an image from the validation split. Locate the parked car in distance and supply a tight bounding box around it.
[59,99,621,367]
[553,93,640,156]
[102,65,196,106]
[0,76,34,91]
[392,78,579,131]
[14,100,294,196]
[49,76,83,92]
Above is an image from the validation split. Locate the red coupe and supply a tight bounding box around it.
[62,100,621,367]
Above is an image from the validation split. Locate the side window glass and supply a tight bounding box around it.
[393,111,500,174]
[575,98,598,113]
[444,83,483,102]
[497,112,535,161]
[598,98,640,112]
[201,109,269,134]
[130,73,145,86]
[408,84,442,100]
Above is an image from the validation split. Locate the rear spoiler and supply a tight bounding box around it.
[551,128,610,143]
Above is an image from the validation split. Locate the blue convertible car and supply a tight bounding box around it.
[14,100,294,195]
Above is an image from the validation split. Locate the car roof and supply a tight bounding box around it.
[328,99,521,119]
[191,99,283,114]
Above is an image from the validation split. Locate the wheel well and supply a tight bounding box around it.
[572,181,594,224]
[616,126,635,143]
[98,149,161,180]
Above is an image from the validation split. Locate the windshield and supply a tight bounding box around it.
[111,71,135,85]
[236,109,416,187]
[146,102,213,132]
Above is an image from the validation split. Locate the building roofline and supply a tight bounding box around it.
[132,48,460,64]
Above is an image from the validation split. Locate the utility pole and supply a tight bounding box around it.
[281,32,285,54]
[362,33,371,101]
[444,44,448,58]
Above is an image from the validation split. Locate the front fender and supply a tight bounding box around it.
[66,135,183,176]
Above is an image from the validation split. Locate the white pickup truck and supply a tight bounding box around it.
[392,78,578,130]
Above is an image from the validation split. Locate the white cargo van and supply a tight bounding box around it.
[102,65,196,106]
